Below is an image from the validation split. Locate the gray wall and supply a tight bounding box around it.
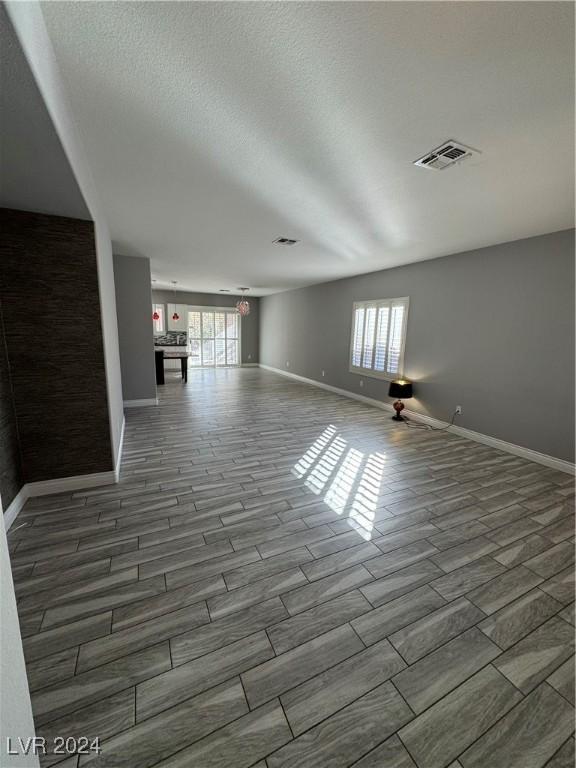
[6,2,125,470]
[0,302,23,510]
[114,255,156,403]
[260,229,575,463]
[0,208,113,482]
[152,290,260,365]
[0,4,90,221]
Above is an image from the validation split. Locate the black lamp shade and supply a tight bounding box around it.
[388,380,413,399]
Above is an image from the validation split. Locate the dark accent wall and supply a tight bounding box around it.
[260,229,575,464]
[0,208,113,483]
[0,302,23,509]
[152,290,260,365]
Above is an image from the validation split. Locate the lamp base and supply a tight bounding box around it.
[392,399,405,421]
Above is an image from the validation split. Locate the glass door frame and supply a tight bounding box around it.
[187,306,242,369]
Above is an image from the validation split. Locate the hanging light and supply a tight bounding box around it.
[171,281,180,321]
[236,287,250,317]
[151,279,160,321]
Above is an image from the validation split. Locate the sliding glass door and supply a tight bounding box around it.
[188,308,240,368]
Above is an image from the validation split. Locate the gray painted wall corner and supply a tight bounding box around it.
[260,229,575,463]
[114,254,157,403]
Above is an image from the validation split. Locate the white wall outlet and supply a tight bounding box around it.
[321,370,326,377]
[248,353,252,360]
[359,379,364,388]
[455,405,462,415]
[286,361,290,368]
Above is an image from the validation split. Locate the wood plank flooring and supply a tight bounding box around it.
[8,367,575,768]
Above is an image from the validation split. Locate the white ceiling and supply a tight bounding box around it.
[38,1,573,295]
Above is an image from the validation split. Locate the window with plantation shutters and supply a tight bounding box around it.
[349,298,409,379]
[188,307,240,368]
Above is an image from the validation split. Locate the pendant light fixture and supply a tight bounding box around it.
[236,287,250,317]
[152,279,160,320]
[171,281,180,321]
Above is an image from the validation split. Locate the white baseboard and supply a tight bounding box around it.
[124,398,158,408]
[3,469,118,531]
[259,364,575,476]
[3,486,28,531]
[3,417,126,531]
[260,363,397,412]
[114,416,126,483]
[241,363,259,367]
[25,470,118,498]
[446,423,575,475]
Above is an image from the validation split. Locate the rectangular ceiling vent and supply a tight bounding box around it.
[414,140,478,170]
[273,237,299,246]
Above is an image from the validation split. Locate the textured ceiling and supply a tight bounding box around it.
[36,1,575,294]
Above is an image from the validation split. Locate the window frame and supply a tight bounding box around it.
[187,305,242,368]
[348,297,410,381]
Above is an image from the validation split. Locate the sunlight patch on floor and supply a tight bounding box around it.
[292,427,387,540]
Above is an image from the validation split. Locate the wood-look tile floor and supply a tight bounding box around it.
[8,368,575,768]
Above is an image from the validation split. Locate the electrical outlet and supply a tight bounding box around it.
[359,379,364,388]
[286,361,290,368]
[321,370,326,377]
[248,353,252,360]
[455,405,462,415]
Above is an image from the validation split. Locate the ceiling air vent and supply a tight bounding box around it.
[273,237,299,246]
[414,140,478,170]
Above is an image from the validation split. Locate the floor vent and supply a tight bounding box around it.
[414,140,478,170]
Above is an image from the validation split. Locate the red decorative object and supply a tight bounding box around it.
[171,280,180,322]
[153,311,160,321]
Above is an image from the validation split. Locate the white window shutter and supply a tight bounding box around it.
[188,308,240,368]
[386,303,405,375]
[374,306,390,372]
[362,306,377,369]
[349,298,408,379]
[351,307,365,367]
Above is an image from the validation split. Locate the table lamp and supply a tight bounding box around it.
[388,380,413,421]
